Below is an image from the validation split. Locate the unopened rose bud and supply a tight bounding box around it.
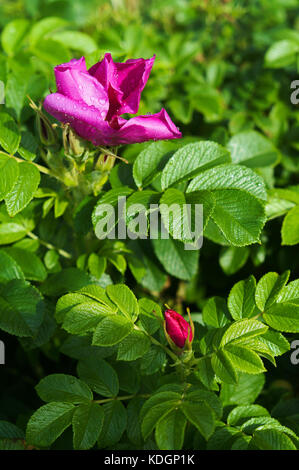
[62,124,86,158]
[28,97,57,146]
[95,153,116,172]
[164,309,193,350]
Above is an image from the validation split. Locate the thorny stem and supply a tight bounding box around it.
[98,146,128,164]
[93,394,150,404]
[253,312,263,320]
[27,232,73,259]
[134,324,179,363]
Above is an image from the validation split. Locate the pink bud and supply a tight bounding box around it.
[164,309,193,349]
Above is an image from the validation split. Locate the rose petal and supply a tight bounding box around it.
[89,53,123,120]
[108,108,182,145]
[113,55,155,116]
[55,56,87,73]
[43,93,112,144]
[165,309,192,348]
[89,53,155,119]
[55,62,109,120]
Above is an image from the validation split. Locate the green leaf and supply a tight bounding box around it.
[0,223,29,245]
[35,374,93,404]
[32,38,70,65]
[92,315,133,346]
[155,409,187,450]
[185,190,216,231]
[62,301,112,335]
[187,164,267,201]
[220,319,268,346]
[181,401,215,440]
[77,284,116,309]
[5,67,28,121]
[129,244,167,292]
[28,17,68,46]
[115,363,139,395]
[160,189,193,242]
[141,400,179,440]
[126,398,144,446]
[140,345,166,375]
[0,279,45,337]
[282,206,299,245]
[227,405,270,426]
[0,112,21,154]
[0,250,24,283]
[51,31,97,54]
[255,271,290,312]
[72,403,104,450]
[159,189,214,244]
[18,131,39,161]
[161,141,230,189]
[227,131,279,168]
[265,40,299,68]
[0,154,19,200]
[224,344,266,374]
[219,246,250,275]
[152,237,199,281]
[5,162,40,216]
[1,19,30,56]
[88,253,106,279]
[4,247,47,282]
[203,296,231,328]
[227,276,257,320]
[242,417,298,437]
[259,330,290,356]
[0,421,25,439]
[61,335,115,361]
[208,190,266,246]
[263,303,299,333]
[97,401,127,448]
[77,357,119,397]
[138,298,162,334]
[276,279,299,305]
[106,284,138,320]
[41,268,92,296]
[195,356,218,391]
[133,141,178,188]
[207,426,241,450]
[55,293,95,324]
[26,402,75,447]
[211,350,238,384]
[117,329,151,361]
[220,373,265,406]
[186,388,222,419]
[251,428,297,450]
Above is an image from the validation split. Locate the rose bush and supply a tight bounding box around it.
[0,0,298,452]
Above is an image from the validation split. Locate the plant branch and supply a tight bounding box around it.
[93,393,150,404]
[27,232,72,259]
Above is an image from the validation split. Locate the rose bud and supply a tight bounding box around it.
[164,309,194,350]
[62,124,86,159]
[28,97,57,147]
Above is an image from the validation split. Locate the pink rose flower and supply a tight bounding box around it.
[164,309,193,349]
[43,54,181,146]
